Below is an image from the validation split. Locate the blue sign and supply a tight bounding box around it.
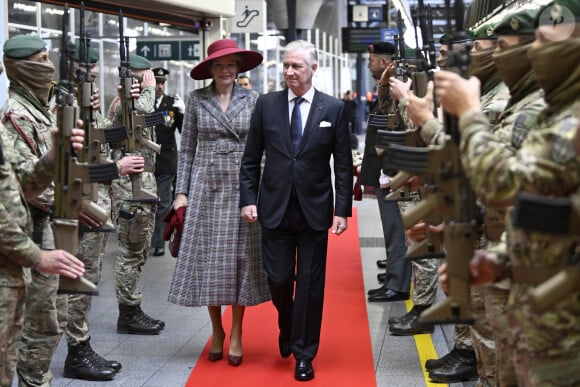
[368,6,383,22]
[381,28,399,44]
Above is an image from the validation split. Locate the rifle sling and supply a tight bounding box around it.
[385,143,429,174]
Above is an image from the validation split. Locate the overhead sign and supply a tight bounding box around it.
[381,28,398,44]
[352,5,368,22]
[351,5,384,23]
[136,40,199,61]
[230,0,266,33]
[368,6,383,22]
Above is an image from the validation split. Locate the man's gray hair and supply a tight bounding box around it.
[284,40,318,65]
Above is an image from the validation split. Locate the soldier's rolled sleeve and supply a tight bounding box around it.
[420,117,445,145]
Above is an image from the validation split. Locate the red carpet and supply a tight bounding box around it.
[185,208,376,386]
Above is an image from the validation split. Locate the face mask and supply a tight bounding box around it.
[469,47,496,84]
[4,58,55,106]
[493,43,532,92]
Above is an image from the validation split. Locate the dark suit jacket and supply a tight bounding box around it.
[154,94,184,175]
[240,89,353,230]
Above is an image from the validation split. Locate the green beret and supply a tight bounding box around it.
[535,0,580,28]
[70,41,99,63]
[3,34,46,59]
[439,30,474,45]
[495,8,538,36]
[473,21,498,40]
[129,54,151,70]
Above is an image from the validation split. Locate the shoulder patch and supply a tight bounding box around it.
[511,113,529,149]
[551,117,578,164]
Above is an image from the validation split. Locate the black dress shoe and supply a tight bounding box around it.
[295,360,314,381]
[278,332,291,358]
[367,284,387,296]
[377,272,386,283]
[152,247,165,256]
[376,259,387,268]
[367,289,409,303]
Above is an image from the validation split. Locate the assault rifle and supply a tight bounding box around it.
[512,191,580,313]
[75,2,121,232]
[115,10,163,202]
[53,6,117,295]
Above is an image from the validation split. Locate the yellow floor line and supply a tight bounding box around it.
[404,299,448,387]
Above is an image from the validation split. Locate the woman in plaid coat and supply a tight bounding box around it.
[168,39,270,367]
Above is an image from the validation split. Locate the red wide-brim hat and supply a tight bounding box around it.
[190,38,263,80]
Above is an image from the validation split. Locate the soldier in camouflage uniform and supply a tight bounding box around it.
[107,55,164,335]
[0,43,85,386]
[436,1,580,384]
[54,44,127,381]
[405,22,510,383]
[1,34,74,387]
[384,72,439,336]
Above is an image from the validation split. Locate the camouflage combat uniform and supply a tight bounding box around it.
[0,124,54,387]
[107,85,158,308]
[1,85,61,387]
[459,37,580,385]
[420,75,510,356]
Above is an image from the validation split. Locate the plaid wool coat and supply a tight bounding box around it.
[168,83,270,307]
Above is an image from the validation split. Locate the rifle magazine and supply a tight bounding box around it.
[88,163,120,183]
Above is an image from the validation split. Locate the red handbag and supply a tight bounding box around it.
[162,206,186,258]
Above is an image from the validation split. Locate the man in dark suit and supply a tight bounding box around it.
[151,68,184,256]
[240,40,352,381]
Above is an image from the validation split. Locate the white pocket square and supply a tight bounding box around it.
[319,121,332,127]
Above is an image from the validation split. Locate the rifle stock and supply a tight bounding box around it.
[419,221,477,324]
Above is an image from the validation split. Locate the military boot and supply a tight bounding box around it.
[135,304,165,330]
[117,304,162,335]
[82,338,122,373]
[63,341,116,381]
[388,305,434,336]
[428,347,478,383]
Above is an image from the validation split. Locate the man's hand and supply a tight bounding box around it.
[241,205,258,224]
[469,250,503,286]
[407,81,435,127]
[173,94,185,114]
[91,88,101,111]
[331,216,348,235]
[47,119,85,163]
[389,77,412,102]
[116,155,144,176]
[379,63,395,85]
[406,221,444,243]
[78,211,103,228]
[434,71,481,118]
[141,70,155,89]
[36,250,85,279]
